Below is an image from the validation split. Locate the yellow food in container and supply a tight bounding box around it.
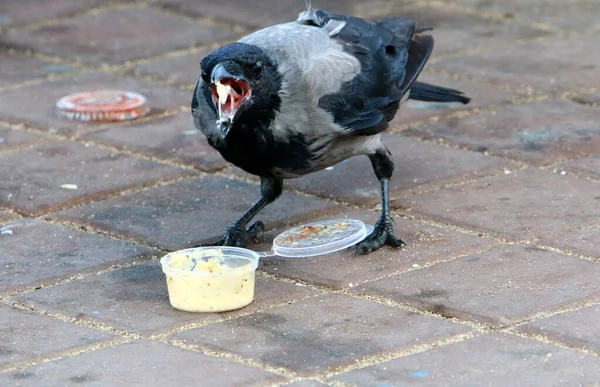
[160,247,260,313]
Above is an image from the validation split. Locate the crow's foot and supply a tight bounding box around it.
[355,216,405,255]
[196,220,265,248]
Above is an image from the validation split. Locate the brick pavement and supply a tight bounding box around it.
[1,0,599,385]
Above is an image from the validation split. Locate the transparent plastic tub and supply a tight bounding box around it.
[160,247,260,313]
[160,218,373,313]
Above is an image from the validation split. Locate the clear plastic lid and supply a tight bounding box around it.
[270,219,373,258]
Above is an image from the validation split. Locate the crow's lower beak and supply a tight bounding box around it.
[217,118,232,137]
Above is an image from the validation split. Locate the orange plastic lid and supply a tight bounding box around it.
[55,90,150,122]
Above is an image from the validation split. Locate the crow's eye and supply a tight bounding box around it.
[253,61,263,76]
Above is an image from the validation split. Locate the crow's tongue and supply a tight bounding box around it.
[220,93,235,115]
[212,78,250,116]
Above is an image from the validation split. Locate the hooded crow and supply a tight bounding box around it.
[192,6,470,254]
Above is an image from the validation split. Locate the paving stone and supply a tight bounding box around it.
[172,293,471,376]
[0,0,106,27]
[0,140,191,215]
[4,7,239,65]
[157,0,412,29]
[333,332,600,386]
[0,126,43,151]
[518,305,600,352]
[563,154,600,180]
[405,99,600,165]
[83,112,226,171]
[0,340,285,386]
[540,155,600,258]
[357,244,600,327]
[0,50,77,87]
[133,49,212,88]
[400,169,600,242]
[268,134,511,206]
[0,304,114,366]
[393,71,517,127]
[0,210,18,223]
[432,35,600,93]
[0,219,155,294]
[450,0,600,33]
[571,90,600,106]
[253,209,496,290]
[539,224,600,260]
[0,72,191,136]
[16,260,321,334]
[385,3,548,57]
[53,176,343,250]
[284,381,330,387]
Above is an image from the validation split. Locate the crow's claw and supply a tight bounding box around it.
[247,220,265,240]
[354,217,405,255]
[195,220,265,248]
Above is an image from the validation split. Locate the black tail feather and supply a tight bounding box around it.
[409,81,471,104]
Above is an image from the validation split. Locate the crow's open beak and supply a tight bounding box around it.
[210,64,252,137]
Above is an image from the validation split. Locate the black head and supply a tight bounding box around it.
[198,43,282,137]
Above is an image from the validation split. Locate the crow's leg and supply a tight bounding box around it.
[197,177,283,248]
[355,147,406,254]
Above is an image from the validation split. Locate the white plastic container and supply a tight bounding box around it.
[160,219,373,313]
[160,247,259,313]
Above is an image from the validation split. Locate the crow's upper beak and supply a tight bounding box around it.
[211,63,234,83]
[210,64,252,138]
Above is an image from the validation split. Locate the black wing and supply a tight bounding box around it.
[409,81,471,104]
[307,10,434,136]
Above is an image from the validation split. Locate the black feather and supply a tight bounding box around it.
[398,34,434,94]
[212,123,313,177]
[313,10,434,136]
[409,81,471,104]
